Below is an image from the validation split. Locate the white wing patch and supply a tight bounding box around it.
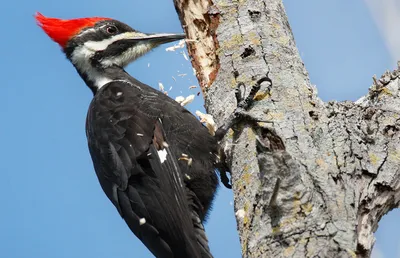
[139,218,146,225]
[84,32,144,52]
[157,149,168,163]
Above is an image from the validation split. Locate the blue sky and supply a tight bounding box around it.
[0,0,398,257]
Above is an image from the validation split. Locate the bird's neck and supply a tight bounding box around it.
[76,64,129,94]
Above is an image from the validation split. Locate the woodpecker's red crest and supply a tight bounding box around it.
[35,12,111,48]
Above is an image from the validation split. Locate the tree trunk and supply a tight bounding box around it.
[173,0,400,257]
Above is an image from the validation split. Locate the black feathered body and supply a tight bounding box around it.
[37,14,219,258]
[86,75,218,258]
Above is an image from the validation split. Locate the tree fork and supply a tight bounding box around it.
[173,0,400,257]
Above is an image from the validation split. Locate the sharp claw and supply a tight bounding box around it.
[235,82,245,103]
[257,76,272,86]
[238,75,272,110]
[235,112,273,125]
[216,73,273,141]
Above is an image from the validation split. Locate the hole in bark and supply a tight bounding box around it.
[383,125,399,137]
[309,110,319,120]
[256,128,285,151]
[248,10,261,21]
[374,182,392,192]
[241,46,256,58]
[356,243,368,256]
[193,19,207,31]
[363,108,376,120]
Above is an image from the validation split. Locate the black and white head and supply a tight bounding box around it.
[36,12,185,91]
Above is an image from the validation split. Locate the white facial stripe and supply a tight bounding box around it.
[101,43,153,67]
[84,32,146,52]
[70,45,112,89]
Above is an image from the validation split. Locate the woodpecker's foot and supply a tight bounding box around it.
[215,74,272,141]
[215,74,272,189]
[219,169,232,189]
[236,77,271,110]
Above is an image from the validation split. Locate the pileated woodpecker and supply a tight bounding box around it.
[36,13,219,258]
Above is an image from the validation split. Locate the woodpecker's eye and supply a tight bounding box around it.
[106,26,118,35]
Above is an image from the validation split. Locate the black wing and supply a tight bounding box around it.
[86,80,213,258]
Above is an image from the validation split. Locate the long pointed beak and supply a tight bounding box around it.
[85,32,186,52]
[114,32,185,45]
[140,33,186,45]
[90,32,186,67]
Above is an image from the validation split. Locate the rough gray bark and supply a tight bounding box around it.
[173,0,400,257]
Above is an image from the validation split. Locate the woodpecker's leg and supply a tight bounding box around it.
[215,74,272,189]
[215,75,272,141]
